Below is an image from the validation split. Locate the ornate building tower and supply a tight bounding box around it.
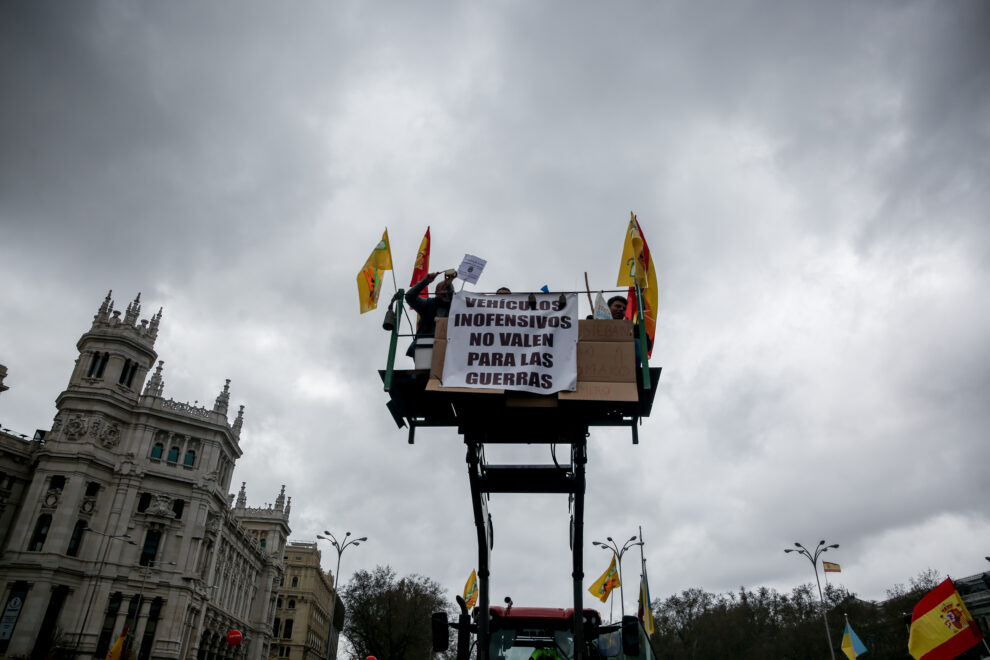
[0,292,289,660]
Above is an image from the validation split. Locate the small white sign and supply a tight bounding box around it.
[457,254,487,285]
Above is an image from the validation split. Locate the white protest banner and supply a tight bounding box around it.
[442,292,578,394]
[457,254,487,284]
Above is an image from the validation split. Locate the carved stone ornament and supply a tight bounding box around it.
[50,417,63,434]
[146,494,175,518]
[65,415,88,440]
[42,488,60,510]
[80,497,96,514]
[99,422,120,448]
[89,419,102,438]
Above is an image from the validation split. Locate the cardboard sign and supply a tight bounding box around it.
[442,292,578,394]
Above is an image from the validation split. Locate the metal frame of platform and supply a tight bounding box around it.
[379,284,660,660]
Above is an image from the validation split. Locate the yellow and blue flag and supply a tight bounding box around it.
[842,621,868,659]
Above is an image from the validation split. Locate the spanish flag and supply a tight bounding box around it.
[105,624,128,660]
[463,569,478,610]
[410,227,431,299]
[357,230,394,314]
[824,561,841,573]
[588,556,621,604]
[908,578,982,660]
[616,213,658,356]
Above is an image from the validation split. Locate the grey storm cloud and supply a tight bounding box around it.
[2,0,989,616]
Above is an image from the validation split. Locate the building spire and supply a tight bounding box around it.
[214,379,231,415]
[94,290,113,324]
[285,497,291,517]
[124,292,142,326]
[275,485,286,511]
[142,361,165,397]
[148,307,162,342]
[232,405,245,437]
[236,482,247,508]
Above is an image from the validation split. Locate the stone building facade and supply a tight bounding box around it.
[270,541,341,660]
[0,292,290,659]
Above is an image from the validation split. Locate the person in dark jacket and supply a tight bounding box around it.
[405,270,456,357]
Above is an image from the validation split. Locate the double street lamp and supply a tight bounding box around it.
[592,535,643,617]
[317,531,366,660]
[785,540,839,660]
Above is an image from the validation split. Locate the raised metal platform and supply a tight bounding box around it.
[380,366,660,444]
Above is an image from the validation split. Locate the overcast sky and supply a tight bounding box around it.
[2,0,989,618]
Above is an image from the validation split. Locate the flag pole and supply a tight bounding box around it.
[583,272,594,312]
[638,525,646,577]
[386,253,416,336]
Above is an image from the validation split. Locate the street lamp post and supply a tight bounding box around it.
[592,535,643,618]
[317,531,366,660]
[127,559,176,657]
[785,540,840,660]
[74,526,136,656]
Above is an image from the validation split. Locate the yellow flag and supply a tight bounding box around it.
[463,569,478,609]
[615,213,659,355]
[588,556,621,604]
[356,230,394,314]
[616,213,648,287]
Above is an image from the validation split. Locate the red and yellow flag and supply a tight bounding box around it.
[463,569,478,610]
[357,230,394,314]
[823,561,841,573]
[908,578,982,660]
[616,213,658,356]
[105,624,129,660]
[588,556,621,604]
[410,227,431,299]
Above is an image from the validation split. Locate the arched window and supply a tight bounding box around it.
[95,593,123,656]
[166,447,179,463]
[139,529,162,566]
[118,359,132,384]
[67,519,87,556]
[150,443,163,459]
[183,450,196,467]
[86,352,101,378]
[29,514,52,551]
[95,352,110,378]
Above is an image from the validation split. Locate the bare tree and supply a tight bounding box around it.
[341,565,454,660]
